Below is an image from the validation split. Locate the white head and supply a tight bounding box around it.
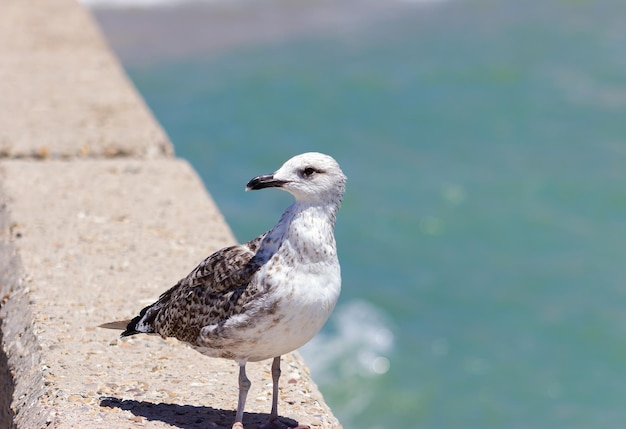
[246,152,346,206]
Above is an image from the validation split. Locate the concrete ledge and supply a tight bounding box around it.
[0,0,341,427]
[0,192,48,428]
[0,0,172,158]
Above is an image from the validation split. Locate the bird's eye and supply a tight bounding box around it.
[301,167,316,178]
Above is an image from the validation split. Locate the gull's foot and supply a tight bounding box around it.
[258,416,310,429]
[232,423,244,429]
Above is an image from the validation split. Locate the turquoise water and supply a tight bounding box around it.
[124,1,626,427]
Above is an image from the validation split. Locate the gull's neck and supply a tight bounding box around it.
[260,198,341,262]
[282,197,341,228]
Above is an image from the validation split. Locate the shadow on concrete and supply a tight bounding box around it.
[100,396,299,429]
[0,320,15,428]
[0,199,16,428]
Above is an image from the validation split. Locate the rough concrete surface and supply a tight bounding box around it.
[0,191,47,429]
[0,0,342,427]
[0,0,172,158]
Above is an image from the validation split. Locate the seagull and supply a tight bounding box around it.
[100,152,346,429]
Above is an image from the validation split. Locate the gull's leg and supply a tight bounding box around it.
[269,355,281,420]
[260,356,310,429]
[232,361,251,429]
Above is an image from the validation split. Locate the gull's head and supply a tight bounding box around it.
[246,152,346,204]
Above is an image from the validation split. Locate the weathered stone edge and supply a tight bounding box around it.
[0,195,50,429]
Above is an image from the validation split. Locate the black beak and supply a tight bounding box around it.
[245,174,288,191]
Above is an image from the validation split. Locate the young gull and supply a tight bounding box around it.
[101,152,346,429]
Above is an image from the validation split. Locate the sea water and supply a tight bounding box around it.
[97,0,626,427]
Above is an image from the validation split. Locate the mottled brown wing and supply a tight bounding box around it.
[122,234,266,341]
[179,233,265,293]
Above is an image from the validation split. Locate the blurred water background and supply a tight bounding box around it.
[89,0,626,428]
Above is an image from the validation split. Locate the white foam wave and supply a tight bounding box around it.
[300,300,394,382]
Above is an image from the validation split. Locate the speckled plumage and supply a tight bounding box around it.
[123,233,268,345]
[102,152,346,429]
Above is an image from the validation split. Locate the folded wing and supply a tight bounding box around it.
[120,234,267,342]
